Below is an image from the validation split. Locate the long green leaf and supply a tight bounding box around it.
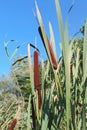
[41,114,48,130]
[55,0,72,129]
[83,20,87,81]
[64,20,72,129]
[28,44,35,95]
[82,19,87,130]
[27,95,31,130]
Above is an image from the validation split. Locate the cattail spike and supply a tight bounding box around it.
[34,50,42,109]
[9,119,17,130]
[38,26,57,69]
[34,50,40,89]
[48,40,57,69]
[37,89,41,109]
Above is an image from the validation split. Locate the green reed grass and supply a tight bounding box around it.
[1,0,87,130]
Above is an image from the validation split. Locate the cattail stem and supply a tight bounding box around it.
[31,98,36,129]
[37,88,41,109]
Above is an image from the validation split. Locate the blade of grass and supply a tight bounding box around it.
[27,95,31,130]
[64,20,72,129]
[55,0,72,128]
[28,44,35,95]
[41,114,48,130]
[83,20,87,81]
[41,94,50,130]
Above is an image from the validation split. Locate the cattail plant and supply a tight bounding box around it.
[27,0,87,130]
[35,1,63,97]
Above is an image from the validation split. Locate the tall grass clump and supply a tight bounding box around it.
[1,0,87,130]
[27,0,87,130]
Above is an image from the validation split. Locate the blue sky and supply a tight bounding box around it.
[0,0,87,76]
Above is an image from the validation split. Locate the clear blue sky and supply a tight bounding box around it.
[0,0,87,76]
